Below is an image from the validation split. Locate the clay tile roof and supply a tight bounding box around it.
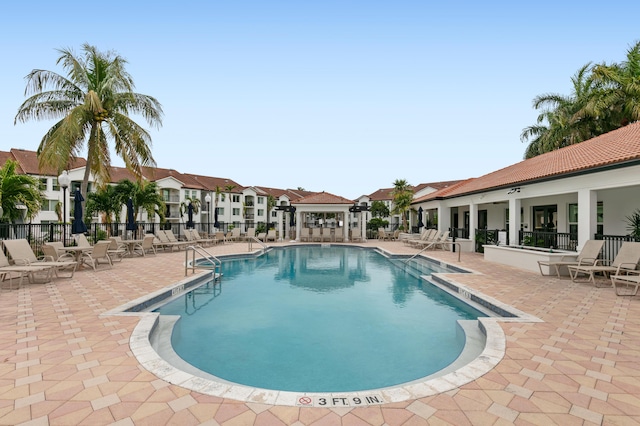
[413,179,476,203]
[184,174,243,193]
[442,122,640,198]
[294,191,356,205]
[0,151,23,173]
[10,148,86,176]
[368,188,394,200]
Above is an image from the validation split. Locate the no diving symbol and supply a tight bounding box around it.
[298,396,312,406]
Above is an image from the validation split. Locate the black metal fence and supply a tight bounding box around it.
[519,230,577,251]
[595,234,640,262]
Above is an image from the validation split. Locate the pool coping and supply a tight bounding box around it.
[102,244,543,407]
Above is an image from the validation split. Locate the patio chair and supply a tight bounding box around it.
[2,239,77,280]
[266,229,277,242]
[74,233,92,248]
[108,237,129,261]
[300,228,310,242]
[256,232,267,242]
[312,228,322,242]
[190,229,216,246]
[0,248,55,288]
[350,228,363,242]
[131,235,157,257]
[321,229,332,242]
[409,230,440,248]
[244,228,256,241]
[228,228,241,242]
[214,231,227,244]
[537,239,604,277]
[42,243,77,277]
[80,241,113,271]
[568,242,640,287]
[611,270,640,296]
[155,230,187,251]
[420,231,450,250]
[333,228,344,242]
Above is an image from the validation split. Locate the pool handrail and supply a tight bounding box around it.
[248,236,268,253]
[405,241,461,263]
[185,245,222,278]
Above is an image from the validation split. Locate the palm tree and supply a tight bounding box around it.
[391,179,413,232]
[266,195,277,230]
[180,196,201,222]
[0,159,43,223]
[588,41,640,128]
[86,185,120,226]
[521,63,601,158]
[114,179,165,222]
[14,44,163,216]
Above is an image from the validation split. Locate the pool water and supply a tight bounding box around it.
[156,246,485,392]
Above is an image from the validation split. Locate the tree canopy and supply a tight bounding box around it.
[521,41,640,158]
[15,44,163,213]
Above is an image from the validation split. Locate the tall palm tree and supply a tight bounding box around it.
[391,179,413,232]
[0,159,43,223]
[14,44,163,216]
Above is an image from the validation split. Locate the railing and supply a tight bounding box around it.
[519,230,576,251]
[185,245,222,278]
[596,234,639,262]
[248,236,268,253]
[475,229,500,253]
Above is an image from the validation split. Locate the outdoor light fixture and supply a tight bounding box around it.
[507,187,521,194]
[205,193,212,234]
[58,171,71,245]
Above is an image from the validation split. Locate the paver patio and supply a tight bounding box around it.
[1,240,639,425]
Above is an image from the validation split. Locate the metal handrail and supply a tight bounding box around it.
[404,241,461,263]
[185,244,222,278]
[248,236,268,253]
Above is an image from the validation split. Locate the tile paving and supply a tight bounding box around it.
[1,240,640,425]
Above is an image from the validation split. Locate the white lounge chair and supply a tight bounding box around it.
[3,239,77,280]
[611,270,640,296]
[537,240,604,277]
[80,241,113,270]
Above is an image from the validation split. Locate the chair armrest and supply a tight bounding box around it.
[616,263,640,274]
[577,257,597,265]
[594,259,610,266]
[13,259,30,266]
[42,255,55,261]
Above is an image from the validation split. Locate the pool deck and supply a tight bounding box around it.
[1,240,639,425]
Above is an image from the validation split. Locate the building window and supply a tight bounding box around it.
[39,178,47,191]
[232,208,240,216]
[271,210,277,218]
[216,207,224,215]
[41,200,58,211]
[257,197,264,204]
[52,178,60,191]
[232,195,240,203]
[257,209,264,217]
[568,202,604,236]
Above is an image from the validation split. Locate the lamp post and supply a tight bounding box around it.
[205,193,212,235]
[58,171,71,246]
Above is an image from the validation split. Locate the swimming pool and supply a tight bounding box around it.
[154,246,487,392]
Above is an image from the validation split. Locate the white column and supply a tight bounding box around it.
[468,203,477,246]
[508,198,521,246]
[577,189,597,250]
[361,211,367,241]
[296,210,302,240]
[277,210,283,241]
[437,206,451,233]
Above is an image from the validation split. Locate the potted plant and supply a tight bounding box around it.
[625,209,640,241]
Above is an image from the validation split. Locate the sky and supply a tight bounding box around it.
[1,1,639,199]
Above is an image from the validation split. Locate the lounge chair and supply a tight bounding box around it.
[266,229,277,242]
[256,232,267,242]
[611,270,640,296]
[312,228,322,242]
[131,235,157,257]
[3,239,77,280]
[409,230,439,248]
[300,228,310,242]
[80,241,113,270]
[243,228,256,241]
[74,233,92,248]
[189,229,216,246]
[537,240,604,277]
[333,228,344,242]
[406,229,436,247]
[568,242,640,287]
[155,230,187,251]
[214,231,227,244]
[228,228,241,242]
[321,229,332,242]
[350,228,363,242]
[0,248,55,287]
